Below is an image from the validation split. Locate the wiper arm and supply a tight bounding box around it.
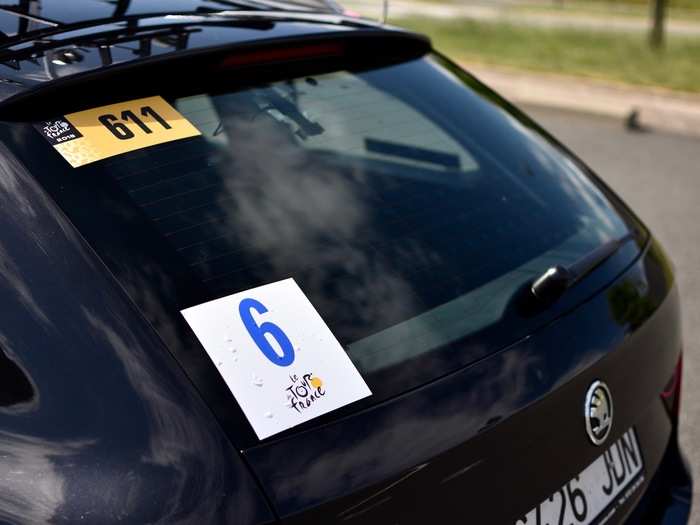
[530,233,634,305]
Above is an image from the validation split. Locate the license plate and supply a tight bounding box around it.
[516,428,644,525]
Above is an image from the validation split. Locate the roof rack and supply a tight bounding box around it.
[0,0,344,48]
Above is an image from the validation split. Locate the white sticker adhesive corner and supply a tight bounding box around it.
[181,278,371,440]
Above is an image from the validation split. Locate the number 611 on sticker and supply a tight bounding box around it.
[36,95,200,168]
[98,105,172,140]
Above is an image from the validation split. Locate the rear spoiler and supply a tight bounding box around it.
[0,23,430,119]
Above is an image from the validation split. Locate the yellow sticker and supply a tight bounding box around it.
[35,96,201,168]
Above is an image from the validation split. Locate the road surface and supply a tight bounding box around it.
[526,105,700,524]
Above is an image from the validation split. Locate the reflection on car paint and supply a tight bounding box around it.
[0,144,273,523]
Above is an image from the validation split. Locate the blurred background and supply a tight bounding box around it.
[344,0,699,93]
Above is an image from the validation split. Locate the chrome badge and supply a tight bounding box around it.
[585,381,613,445]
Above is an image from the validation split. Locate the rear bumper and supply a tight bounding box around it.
[625,430,692,525]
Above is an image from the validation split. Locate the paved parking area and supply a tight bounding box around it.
[527,104,700,523]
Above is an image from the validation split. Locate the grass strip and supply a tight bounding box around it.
[394,17,700,93]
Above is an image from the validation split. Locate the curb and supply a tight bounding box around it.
[462,62,700,138]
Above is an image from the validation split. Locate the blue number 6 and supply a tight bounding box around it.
[239,298,295,367]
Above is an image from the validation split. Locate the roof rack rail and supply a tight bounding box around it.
[0,5,59,28]
[0,0,343,49]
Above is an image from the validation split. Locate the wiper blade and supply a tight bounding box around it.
[530,233,634,305]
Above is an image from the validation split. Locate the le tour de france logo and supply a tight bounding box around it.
[285,373,325,413]
[37,119,83,145]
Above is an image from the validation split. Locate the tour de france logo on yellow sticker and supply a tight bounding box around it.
[34,95,200,168]
[181,278,372,440]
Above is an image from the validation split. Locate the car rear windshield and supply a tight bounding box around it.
[0,53,642,442]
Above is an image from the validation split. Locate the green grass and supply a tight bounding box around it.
[395,17,700,93]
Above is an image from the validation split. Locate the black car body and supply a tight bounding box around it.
[0,1,690,524]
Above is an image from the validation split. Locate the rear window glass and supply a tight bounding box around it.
[2,53,639,441]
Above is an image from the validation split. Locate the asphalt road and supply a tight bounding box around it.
[525,105,700,524]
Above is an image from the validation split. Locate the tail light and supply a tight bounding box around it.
[342,8,362,17]
[219,42,346,69]
[661,353,683,419]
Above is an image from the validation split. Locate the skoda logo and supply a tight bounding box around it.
[585,380,613,445]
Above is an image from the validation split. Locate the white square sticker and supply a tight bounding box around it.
[181,278,372,440]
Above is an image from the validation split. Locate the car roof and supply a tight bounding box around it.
[0,0,343,31]
[0,0,416,108]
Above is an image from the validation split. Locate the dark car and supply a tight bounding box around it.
[0,1,690,524]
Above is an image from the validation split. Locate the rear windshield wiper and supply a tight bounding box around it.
[530,233,635,306]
